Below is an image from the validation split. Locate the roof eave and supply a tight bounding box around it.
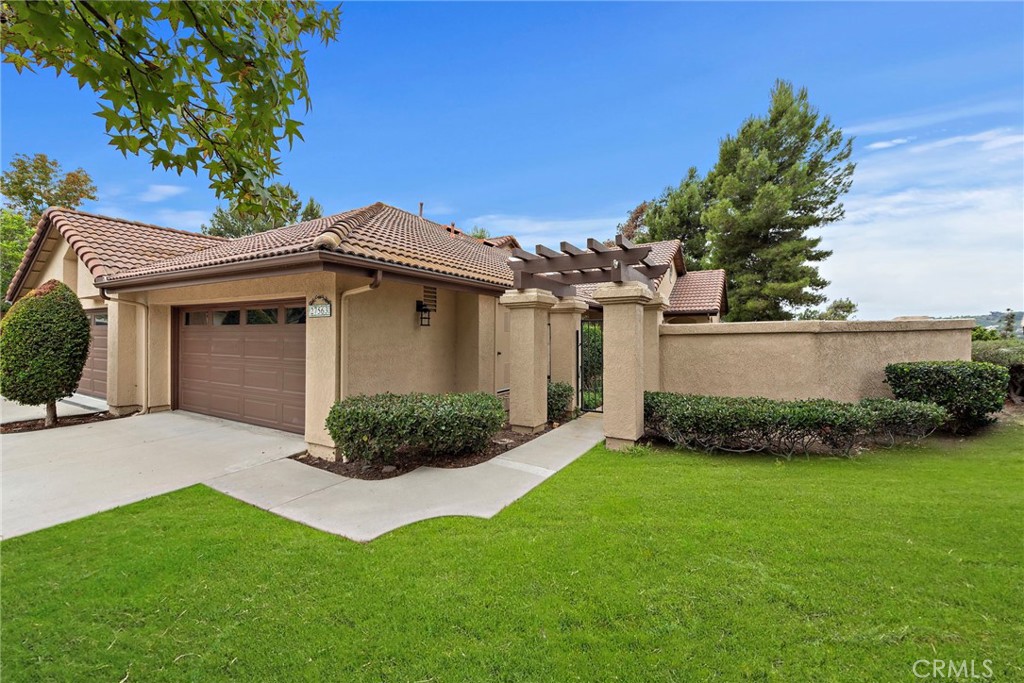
[97,250,511,295]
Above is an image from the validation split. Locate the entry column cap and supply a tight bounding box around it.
[593,281,653,306]
[499,288,558,309]
[550,296,589,315]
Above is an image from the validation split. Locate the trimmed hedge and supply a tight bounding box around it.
[972,339,1024,404]
[547,381,574,422]
[858,398,948,443]
[644,392,948,457]
[884,361,1008,434]
[325,392,506,463]
[0,279,90,415]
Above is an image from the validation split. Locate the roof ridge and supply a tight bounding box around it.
[44,207,226,241]
[311,202,388,249]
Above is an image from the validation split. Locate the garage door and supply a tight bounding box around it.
[177,302,306,433]
[78,309,108,399]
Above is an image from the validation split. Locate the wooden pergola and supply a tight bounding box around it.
[509,235,669,298]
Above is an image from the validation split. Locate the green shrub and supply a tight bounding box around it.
[643,392,874,456]
[884,361,1009,434]
[644,393,954,457]
[972,326,1000,341]
[547,381,573,422]
[581,323,602,390]
[325,392,506,463]
[0,279,90,425]
[858,398,948,443]
[972,339,1024,403]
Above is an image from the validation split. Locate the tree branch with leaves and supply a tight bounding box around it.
[1,1,341,221]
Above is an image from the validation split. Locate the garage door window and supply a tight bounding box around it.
[247,308,278,325]
[93,313,108,326]
[285,307,306,324]
[212,310,240,325]
[185,311,209,325]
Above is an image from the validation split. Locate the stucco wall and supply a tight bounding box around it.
[346,280,460,396]
[31,235,105,309]
[660,319,974,402]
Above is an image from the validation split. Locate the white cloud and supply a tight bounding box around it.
[818,127,1024,319]
[845,99,1020,135]
[151,208,209,231]
[864,137,911,151]
[464,213,622,249]
[138,184,188,203]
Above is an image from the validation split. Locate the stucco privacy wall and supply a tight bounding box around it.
[659,319,974,402]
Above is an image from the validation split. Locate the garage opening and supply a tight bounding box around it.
[177,301,306,433]
[78,309,108,399]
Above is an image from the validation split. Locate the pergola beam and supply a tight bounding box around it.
[508,236,665,296]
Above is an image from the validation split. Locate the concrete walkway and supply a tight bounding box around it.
[1,411,305,539]
[1,393,108,425]
[207,412,604,542]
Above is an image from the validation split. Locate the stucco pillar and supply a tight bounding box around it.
[549,296,588,411]
[106,298,140,416]
[593,282,652,450]
[498,288,558,433]
[643,293,666,393]
[305,272,341,459]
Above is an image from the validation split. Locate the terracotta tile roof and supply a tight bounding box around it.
[667,269,728,315]
[480,235,521,250]
[5,208,224,301]
[573,239,681,305]
[102,203,516,288]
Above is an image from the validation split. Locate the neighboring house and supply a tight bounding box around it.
[5,202,724,456]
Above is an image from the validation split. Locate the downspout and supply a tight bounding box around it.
[338,270,383,400]
[100,288,150,415]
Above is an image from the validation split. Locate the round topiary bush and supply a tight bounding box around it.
[0,279,91,426]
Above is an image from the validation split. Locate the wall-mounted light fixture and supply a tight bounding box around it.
[417,286,438,326]
[416,299,432,326]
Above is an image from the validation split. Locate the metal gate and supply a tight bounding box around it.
[577,318,604,412]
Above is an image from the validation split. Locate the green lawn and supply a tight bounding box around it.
[2,422,1022,682]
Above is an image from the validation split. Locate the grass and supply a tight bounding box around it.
[2,422,1022,682]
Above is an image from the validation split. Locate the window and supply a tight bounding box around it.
[285,307,306,324]
[92,313,108,326]
[211,310,240,325]
[185,311,209,326]
[247,308,278,325]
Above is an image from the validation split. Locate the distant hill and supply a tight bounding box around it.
[946,310,1024,337]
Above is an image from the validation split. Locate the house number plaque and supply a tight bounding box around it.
[308,295,332,318]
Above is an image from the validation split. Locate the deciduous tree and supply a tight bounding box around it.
[1,1,341,220]
[1,153,97,224]
[1,210,34,305]
[797,297,858,321]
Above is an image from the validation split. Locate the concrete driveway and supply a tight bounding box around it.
[1,393,108,425]
[1,411,305,539]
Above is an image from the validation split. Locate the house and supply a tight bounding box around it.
[5,203,726,457]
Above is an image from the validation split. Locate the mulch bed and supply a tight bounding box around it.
[0,410,130,434]
[292,423,553,480]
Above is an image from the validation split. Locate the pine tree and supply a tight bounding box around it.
[643,167,709,271]
[1000,309,1017,339]
[704,81,855,321]
[201,183,307,238]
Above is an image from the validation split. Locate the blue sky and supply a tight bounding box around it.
[2,1,1022,318]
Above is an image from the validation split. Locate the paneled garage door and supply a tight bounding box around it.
[78,309,108,399]
[177,302,306,433]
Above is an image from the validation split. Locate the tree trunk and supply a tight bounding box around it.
[44,400,57,428]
